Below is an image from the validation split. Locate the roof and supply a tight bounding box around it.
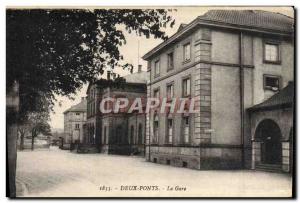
[86,71,148,94]
[122,71,148,84]
[86,70,148,94]
[143,9,294,60]
[248,82,294,112]
[63,99,87,114]
[199,10,294,33]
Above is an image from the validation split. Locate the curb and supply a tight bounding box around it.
[16,178,29,197]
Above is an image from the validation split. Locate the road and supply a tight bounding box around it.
[16,147,292,197]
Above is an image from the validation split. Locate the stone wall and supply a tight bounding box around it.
[282,141,290,172]
[149,146,200,170]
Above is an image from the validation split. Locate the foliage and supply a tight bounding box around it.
[18,112,51,138]
[27,112,51,137]
[6,9,175,121]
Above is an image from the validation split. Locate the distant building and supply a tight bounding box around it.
[84,66,147,155]
[63,97,87,147]
[142,10,294,172]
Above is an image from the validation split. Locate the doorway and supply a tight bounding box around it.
[255,119,282,165]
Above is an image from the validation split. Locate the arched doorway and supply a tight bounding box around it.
[255,119,282,165]
[116,125,122,144]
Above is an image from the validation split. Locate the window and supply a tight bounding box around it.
[154,60,160,76]
[153,113,159,143]
[75,124,80,129]
[183,43,191,61]
[183,116,190,143]
[138,123,143,144]
[153,89,160,98]
[76,112,80,116]
[182,78,191,97]
[167,117,173,144]
[264,75,280,91]
[115,95,127,113]
[167,83,174,99]
[167,52,174,70]
[264,43,280,63]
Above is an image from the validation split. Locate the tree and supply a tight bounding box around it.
[26,112,51,151]
[18,118,51,151]
[17,125,30,151]
[6,9,175,197]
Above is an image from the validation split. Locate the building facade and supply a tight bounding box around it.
[63,97,87,148]
[142,10,294,171]
[84,67,147,155]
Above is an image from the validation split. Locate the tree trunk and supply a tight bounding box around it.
[7,123,17,197]
[31,131,35,151]
[20,132,24,151]
[7,81,19,197]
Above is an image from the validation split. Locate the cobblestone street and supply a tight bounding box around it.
[16,147,292,197]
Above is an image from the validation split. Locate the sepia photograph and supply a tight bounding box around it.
[6,5,295,198]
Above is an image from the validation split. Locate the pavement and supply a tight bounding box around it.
[16,146,293,197]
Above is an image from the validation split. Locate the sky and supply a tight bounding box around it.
[50,6,294,130]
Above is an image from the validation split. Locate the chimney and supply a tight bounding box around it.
[138,65,142,73]
[107,71,111,80]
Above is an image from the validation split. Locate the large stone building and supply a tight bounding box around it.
[63,97,87,148]
[142,10,294,171]
[84,66,148,155]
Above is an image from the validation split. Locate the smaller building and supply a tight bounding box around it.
[63,97,87,149]
[84,66,148,155]
[247,82,294,173]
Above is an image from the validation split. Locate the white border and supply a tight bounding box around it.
[1,1,298,203]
